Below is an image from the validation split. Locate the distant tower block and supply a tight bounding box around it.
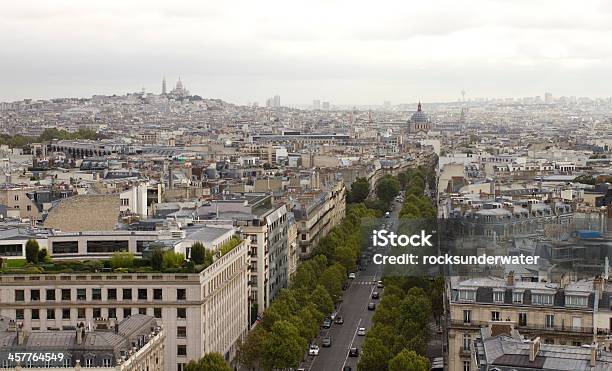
[162,76,167,95]
[461,90,466,102]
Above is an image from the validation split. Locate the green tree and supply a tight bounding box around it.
[358,337,391,371]
[310,284,334,315]
[162,251,185,269]
[109,252,134,269]
[185,352,231,371]
[25,239,40,264]
[334,245,358,272]
[388,349,429,371]
[151,247,163,270]
[190,242,206,264]
[37,248,51,264]
[376,175,400,205]
[236,325,267,369]
[261,320,307,371]
[349,177,370,203]
[318,263,346,302]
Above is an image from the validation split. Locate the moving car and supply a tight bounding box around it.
[367,302,376,310]
[377,280,384,288]
[322,337,332,347]
[309,345,320,356]
[357,327,366,336]
[342,282,349,290]
[371,291,379,299]
[349,347,359,357]
[334,316,344,324]
[322,318,332,328]
[343,367,352,371]
[348,272,356,279]
[384,212,390,218]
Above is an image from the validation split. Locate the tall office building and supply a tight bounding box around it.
[322,101,330,111]
[313,100,321,110]
[162,76,167,95]
[545,92,553,104]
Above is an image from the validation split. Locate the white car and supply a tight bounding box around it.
[357,327,366,336]
[348,272,356,279]
[309,345,320,356]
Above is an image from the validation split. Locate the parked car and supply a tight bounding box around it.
[334,316,344,324]
[322,337,332,347]
[377,280,384,288]
[371,291,379,299]
[348,272,356,279]
[322,318,332,328]
[330,311,337,320]
[309,345,320,356]
[357,327,366,336]
[349,347,359,357]
[343,367,352,371]
[367,302,376,310]
[342,282,349,290]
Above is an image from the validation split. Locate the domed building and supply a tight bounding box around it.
[408,102,432,134]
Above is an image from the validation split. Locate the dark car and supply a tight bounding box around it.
[342,282,349,291]
[343,367,352,371]
[367,302,376,310]
[371,291,379,299]
[334,316,344,324]
[349,347,359,357]
[322,336,332,347]
[322,318,332,328]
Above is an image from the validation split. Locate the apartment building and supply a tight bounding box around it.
[197,195,289,317]
[448,274,602,371]
[0,239,249,371]
[0,186,42,221]
[290,181,346,258]
[0,314,165,371]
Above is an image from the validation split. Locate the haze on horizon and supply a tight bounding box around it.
[2,0,612,105]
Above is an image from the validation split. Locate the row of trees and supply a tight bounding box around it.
[398,167,436,219]
[236,203,378,370]
[0,128,103,148]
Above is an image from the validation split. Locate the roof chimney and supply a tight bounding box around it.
[114,321,119,334]
[507,271,515,286]
[529,337,541,362]
[76,323,84,345]
[590,344,597,367]
[17,323,26,346]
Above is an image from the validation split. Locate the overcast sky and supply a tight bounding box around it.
[2,0,611,105]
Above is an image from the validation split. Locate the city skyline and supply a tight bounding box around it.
[2,0,612,104]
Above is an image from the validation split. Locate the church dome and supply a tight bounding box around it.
[410,102,429,123]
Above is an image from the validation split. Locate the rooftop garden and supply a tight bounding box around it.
[0,237,243,275]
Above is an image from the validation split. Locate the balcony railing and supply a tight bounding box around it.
[450,320,594,335]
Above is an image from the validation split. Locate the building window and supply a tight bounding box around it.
[138,289,147,300]
[177,308,186,319]
[92,288,102,300]
[84,358,93,367]
[493,291,504,303]
[62,308,71,319]
[177,345,187,356]
[31,309,40,320]
[108,308,116,319]
[566,295,588,308]
[177,363,185,371]
[177,289,186,301]
[458,290,476,301]
[47,309,55,320]
[573,341,581,346]
[545,339,554,344]
[0,244,22,256]
[463,334,471,350]
[102,358,112,367]
[78,308,86,319]
[139,308,147,315]
[154,308,162,318]
[463,310,471,324]
[123,288,132,300]
[46,289,56,301]
[177,326,187,338]
[16,309,24,320]
[107,288,117,300]
[93,308,101,318]
[63,358,71,368]
[546,314,555,328]
[154,289,163,300]
[62,289,71,301]
[512,291,523,303]
[77,289,86,301]
[31,289,40,301]
[86,240,128,253]
[52,241,79,254]
[463,361,470,371]
[15,290,25,302]
[519,312,527,326]
[491,311,500,321]
[532,293,553,305]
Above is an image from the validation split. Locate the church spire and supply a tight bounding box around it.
[417,101,422,111]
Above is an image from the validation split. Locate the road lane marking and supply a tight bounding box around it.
[341,318,362,370]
